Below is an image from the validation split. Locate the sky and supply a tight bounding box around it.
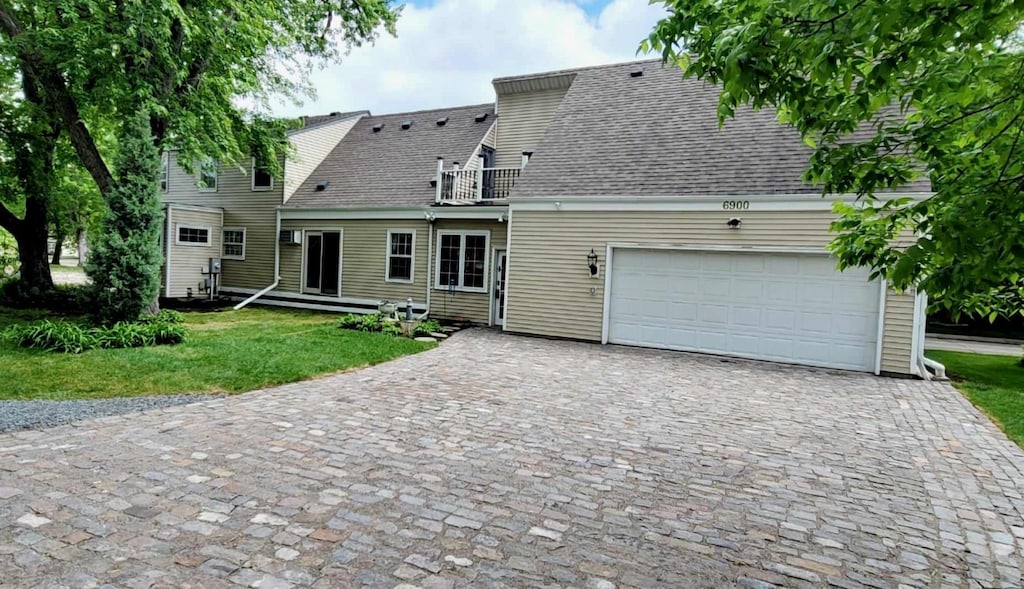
[269,0,668,117]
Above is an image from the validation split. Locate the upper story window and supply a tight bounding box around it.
[177,225,211,246]
[252,158,273,191]
[386,230,415,283]
[435,230,489,292]
[159,152,169,192]
[198,159,218,192]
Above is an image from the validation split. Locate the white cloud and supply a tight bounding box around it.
[269,0,666,117]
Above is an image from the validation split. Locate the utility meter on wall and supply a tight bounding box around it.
[208,258,221,275]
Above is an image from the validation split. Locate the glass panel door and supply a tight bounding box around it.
[305,232,323,292]
[321,232,341,295]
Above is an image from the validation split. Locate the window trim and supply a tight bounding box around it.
[251,157,274,191]
[222,227,246,260]
[176,224,212,247]
[385,229,416,284]
[198,159,218,193]
[160,151,170,193]
[434,230,490,293]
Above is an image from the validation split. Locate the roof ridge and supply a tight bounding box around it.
[491,57,665,84]
[362,102,495,121]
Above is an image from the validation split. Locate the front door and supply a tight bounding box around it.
[492,249,507,326]
[304,230,341,295]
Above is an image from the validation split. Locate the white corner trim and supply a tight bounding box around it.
[384,228,417,284]
[164,207,172,297]
[600,244,614,344]
[874,281,887,376]
[501,208,513,331]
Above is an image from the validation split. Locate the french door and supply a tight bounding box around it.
[304,230,341,295]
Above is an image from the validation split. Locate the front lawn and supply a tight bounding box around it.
[929,350,1024,447]
[0,306,433,400]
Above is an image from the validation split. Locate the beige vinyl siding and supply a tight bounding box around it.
[430,220,507,324]
[284,116,362,201]
[504,209,916,375]
[164,207,222,297]
[882,289,915,374]
[163,154,279,291]
[278,219,430,303]
[459,121,498,176]
[494,89,567,167]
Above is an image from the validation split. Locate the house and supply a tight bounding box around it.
[158,59,936,378]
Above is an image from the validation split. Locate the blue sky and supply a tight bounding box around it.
[268,0,667,117]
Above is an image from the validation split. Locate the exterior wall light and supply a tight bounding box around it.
[587,249,599,277]
[727,217,742,228]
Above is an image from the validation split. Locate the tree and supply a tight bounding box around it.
[646,0,1024,318]
[87,113,164,324]
[0,0,398,298]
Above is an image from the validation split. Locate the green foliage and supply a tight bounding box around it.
[3,311,187,354]
[0,229,16,277]
[414,319,443,337]
[338,313,414,337]
[86,113,165,324]
[379,322,404,337]
[647,0,1024,318]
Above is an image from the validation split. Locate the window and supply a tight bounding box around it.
[198,159,218,192]
[159,152,169,192]
[386,230,415,282]
[223,228,246,260]
[435,230,489,292]
[177,225,210,246]
[252,158,273,191]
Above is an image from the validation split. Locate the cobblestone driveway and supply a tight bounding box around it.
[2,330,1023,589]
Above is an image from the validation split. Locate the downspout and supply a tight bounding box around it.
[234,208,281,310]
[423,213,434,319]
[915,290,946,380]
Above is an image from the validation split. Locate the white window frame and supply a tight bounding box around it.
[176,224,212,247]
[385,229,416,284]
[198,159,218,193]
[251,157,273,191]
[159,151,169,192]
[222,227,246,260]
[434,230,490,293]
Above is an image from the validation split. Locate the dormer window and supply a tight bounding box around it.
[252,158,273,191]
[198,159,218,192]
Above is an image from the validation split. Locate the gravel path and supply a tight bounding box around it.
[0,394,222,433]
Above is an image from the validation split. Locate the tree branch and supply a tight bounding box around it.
[0,2,115,197]
[0,201,22,236]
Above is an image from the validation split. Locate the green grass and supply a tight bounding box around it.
[928,349,1024,446]
[0,306,433,400]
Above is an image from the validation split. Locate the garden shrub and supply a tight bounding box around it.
[337,313,445,339]
[3,310,187,353]
[413,319,443,337]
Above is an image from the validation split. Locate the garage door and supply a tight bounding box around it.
[607,249,881,371]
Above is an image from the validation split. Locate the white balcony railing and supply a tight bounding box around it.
[435,162,522,203]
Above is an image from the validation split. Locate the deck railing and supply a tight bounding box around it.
[436,166,522,203]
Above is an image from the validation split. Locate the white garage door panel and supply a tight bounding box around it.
[608,249,880,371]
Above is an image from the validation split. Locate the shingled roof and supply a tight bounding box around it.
[511,60,932,197]
[297,110,369,131]
[286,104,495,208]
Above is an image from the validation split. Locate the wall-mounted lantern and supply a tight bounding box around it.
[587,249,599,277]
[726,217,742,229]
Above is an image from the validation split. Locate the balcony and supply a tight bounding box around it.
[436,165,522,204]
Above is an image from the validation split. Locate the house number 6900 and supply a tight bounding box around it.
[722,200,750,210]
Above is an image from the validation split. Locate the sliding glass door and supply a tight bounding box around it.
[304,230,341,295]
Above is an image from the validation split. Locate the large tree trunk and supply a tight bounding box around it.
[6,193,55,293]
[76,227,88,266]
[50,229,64,266]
